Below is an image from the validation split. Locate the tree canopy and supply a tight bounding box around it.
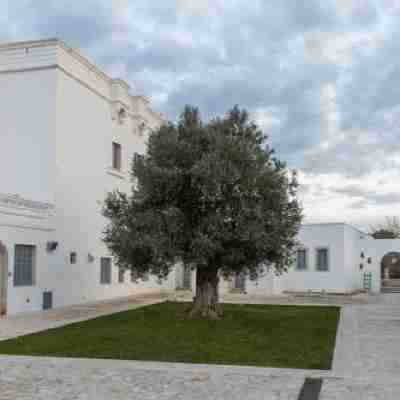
[103,106,302,317]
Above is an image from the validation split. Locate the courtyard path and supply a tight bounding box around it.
[0,357,324,400]
[0,293,167,341]
[322,293,400,399]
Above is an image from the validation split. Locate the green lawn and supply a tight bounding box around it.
[0,302,340,369]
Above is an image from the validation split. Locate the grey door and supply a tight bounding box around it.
[182,266,192,290]
[43,291,53,310]
[234,273,246,290]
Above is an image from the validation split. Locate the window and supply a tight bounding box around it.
[296,249,307,270]
[100,257,112,284]
[14,245,35,286]
[316,248,329,271]
[112,142,122,171]
[118,267,125,283]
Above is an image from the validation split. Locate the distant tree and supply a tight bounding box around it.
[369,217,400,239]
[103,106,302,318]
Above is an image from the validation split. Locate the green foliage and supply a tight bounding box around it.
[369,216,400,239]
[103,105,302,280]
[0,303,339,369]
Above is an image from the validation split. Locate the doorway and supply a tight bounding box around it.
[234,272,246,291]
[182,265,192,290]
[176,264,192,290]
[381,252,400,280]
[0,242,8,316]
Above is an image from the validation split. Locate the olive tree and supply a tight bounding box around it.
[103,106,302,318]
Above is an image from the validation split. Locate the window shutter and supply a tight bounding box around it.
[316,248,329,271]
[100,257,112,284]
[14,245,35,286]
[296,249,307,270]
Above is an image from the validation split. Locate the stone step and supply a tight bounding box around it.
[382,287,400,293]
[382,279,400,287]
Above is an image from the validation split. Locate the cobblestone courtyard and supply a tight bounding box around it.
[1,293,400,399]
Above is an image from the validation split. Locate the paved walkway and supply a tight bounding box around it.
[0,357,327,400]
[1,293,400,399]
[323,293,400,399]
[0,293,167,341]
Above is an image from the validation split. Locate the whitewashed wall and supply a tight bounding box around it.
[277,224,348,293]
[0,39,172,315]
[51,67,174,308]
[0,68,57,204]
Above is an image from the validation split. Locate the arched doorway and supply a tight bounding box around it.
[0,241,8,315]
[381,252,400,292]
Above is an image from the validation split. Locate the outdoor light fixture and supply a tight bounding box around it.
[70,252,77,264]
[359,263,364,270]
[367,257,372,264]
[87,253,95,263]
[46,241,58,252]
[118,107,127,124]
[360,252,365,258]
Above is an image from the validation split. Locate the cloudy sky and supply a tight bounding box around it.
[2,1,400,229]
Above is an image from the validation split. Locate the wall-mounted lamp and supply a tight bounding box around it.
[118,108,127,124]
[359,263,364,270]
[87,253,95,263]
[138,122,146,136]
[360,252,365,259]
[46,241,59,252]
[70,252,77,264]
[367,257,372,264]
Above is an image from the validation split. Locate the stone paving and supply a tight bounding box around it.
[0,357,320,400]
[0,293,167,341]
[320,293,400,399]
[1,292,400,399]
[332,294,400,380]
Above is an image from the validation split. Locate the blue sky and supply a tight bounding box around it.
[2,1,400,228]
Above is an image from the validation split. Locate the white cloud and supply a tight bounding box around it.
[1,1,399,227]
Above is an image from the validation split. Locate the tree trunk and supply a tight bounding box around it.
[188,269,223,319]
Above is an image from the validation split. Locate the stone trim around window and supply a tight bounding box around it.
[106,167,127,180]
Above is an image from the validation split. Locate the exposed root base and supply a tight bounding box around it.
[187,303,223,320]
[183,268,223,319]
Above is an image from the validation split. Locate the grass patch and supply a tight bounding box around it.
[0,302,339,369]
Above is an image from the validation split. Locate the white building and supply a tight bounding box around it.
[1,39,399,316]
[217,223,400,297]
[179,224,400,298]
[0,39,175,316]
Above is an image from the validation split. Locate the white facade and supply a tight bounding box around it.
[0,39,174,315]
[277,223,368,294]
[216,223,400,296]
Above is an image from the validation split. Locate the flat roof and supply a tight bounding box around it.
[301,222,369,236]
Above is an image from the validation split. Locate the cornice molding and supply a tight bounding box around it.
[0,64,57,75]
[0,222,55,232]
[0,38,60,50]
[0,38,165,128]
[0,193,55,217]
